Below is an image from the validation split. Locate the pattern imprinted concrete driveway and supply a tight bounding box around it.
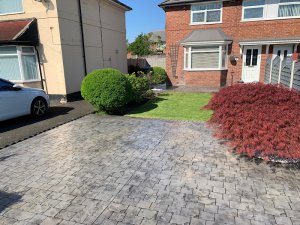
[0,115,300,225]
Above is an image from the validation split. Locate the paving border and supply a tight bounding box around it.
[0,111,95,151]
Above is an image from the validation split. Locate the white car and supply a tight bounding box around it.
[0,78,50,122]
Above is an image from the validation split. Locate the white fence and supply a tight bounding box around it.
[265,56,300,91]
[128,55,166,69]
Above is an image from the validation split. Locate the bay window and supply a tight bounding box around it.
[191,2,222,24]
[0,46,40,82]
[184,45,228,70]
[0,0,23,15]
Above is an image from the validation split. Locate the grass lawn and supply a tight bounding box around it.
[127,92,213,122]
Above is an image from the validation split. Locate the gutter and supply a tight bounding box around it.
[159,0,230,8]
[77,0,87,76]
[109,0,132,11]
[239,39,300,46]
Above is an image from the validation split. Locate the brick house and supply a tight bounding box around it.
[159,0,300,87]
[149,31,166,54]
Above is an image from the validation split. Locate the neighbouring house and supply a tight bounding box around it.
[0,0,131,102]
[149,31,166,54]
[159,0,300,87]
[127,31,167,70]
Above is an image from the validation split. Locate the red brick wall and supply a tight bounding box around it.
[165,1,300,87]
[184,70,227,87]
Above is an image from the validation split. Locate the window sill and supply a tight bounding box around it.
[0,11,25,16]
[241,16,300,22]
[190,21,222,25]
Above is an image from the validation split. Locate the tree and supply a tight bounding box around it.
[128,33,152,57]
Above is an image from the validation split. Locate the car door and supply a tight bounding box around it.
[0,80,29,121]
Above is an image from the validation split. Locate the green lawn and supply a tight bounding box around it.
[127,92,213,122]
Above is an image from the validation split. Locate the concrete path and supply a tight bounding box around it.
[0,115,299,225]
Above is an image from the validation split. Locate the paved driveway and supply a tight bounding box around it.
[0,115,299,225]
[0,100,94,149]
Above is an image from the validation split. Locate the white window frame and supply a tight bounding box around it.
[241,0,300,21]
[0,0,24,16]
[190,1,223,25]
[278,0,300,19]
[242,0,266,21]
[0,45,40,83]
[184,44,228,71]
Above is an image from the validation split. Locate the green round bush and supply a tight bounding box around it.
[81,68,133,113]
[148,67,168,85]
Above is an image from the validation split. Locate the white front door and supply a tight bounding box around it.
[242,46,262,83]
[273,45,293,60]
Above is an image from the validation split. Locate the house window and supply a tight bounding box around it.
[278,0,300,17]
[243,0,265,20]
[0,0,23,15]
[184,45,228,70]
[0,46,40,82]
[242,0,300,21]
[191,2,222,24]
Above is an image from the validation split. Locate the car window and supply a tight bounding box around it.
[0,80,13,91]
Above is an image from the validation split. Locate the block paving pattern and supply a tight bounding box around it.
[0,115,300,225]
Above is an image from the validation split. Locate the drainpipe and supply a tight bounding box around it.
[97,0,105,67]
[77,0,88,76]
[35,46,45,91]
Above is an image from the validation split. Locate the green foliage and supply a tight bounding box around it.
[143,89,156,100]
[128,33,152,57]
[81,68,133,114]
[125,74,150,103]
[148,67,168,85]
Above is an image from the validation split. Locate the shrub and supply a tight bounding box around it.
[143,89,156,100]
[148,67,168,85]
[81,68,132,113]
[126,74,150,103]
[128,65,141,75]
[206,83,300,161]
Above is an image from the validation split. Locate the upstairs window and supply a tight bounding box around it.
[0,0,23,15]
[278,0,300,17]
[191,2,222,24]
[242,0,300,20]
[243,0,265,20]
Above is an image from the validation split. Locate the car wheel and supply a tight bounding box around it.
[31,97,48,117]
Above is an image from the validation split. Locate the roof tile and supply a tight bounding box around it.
[0,19,33,41]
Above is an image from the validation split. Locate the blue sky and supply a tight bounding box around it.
[121,0,165,43]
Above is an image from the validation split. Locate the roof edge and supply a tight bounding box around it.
[180,28,233,44]
[159,0,230,8]
[0,17,36,23]
[240,39,300,45]
[181,40,232,45]
[13,18,35,40]
[109,0,132,11]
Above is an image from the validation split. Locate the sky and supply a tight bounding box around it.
[121,0,166,43]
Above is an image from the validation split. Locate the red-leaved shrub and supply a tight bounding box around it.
[206,83,300,161]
